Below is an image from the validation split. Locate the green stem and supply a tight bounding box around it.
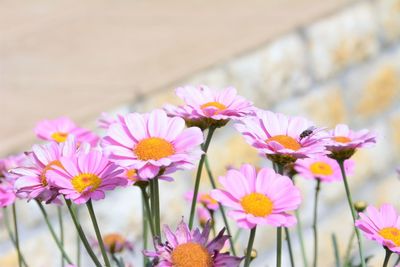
[383,248,392,267]
[112,254,124,267]
[295,210,309,267]
[337,160,366,267]
[12,203,22,267]
[344,230,356,267]
[75,205,81,267]
[36,201,73,264]
[86,200,111,267]
[57,206,65,267]
[65,199,102,267]
[140,186,155,238]
[277,227,282,267]
[244,227,257,267]
[2,208,28,267]
[331,233,341,267]
[312,179,321,267]
[188,126,216,229]
[154,178,161,237]
[285,227,295,267]
[204,155,237,256]
[142,193,149,267]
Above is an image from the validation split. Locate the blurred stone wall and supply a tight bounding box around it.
[1,0,400,266]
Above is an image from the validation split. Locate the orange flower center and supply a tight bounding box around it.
[199,194,218,206]
[200,101,227,115]
[241,193,273,217]
[103,233,126,253]
[40,160,63,186]
[51,132,69,143]
[71,173,102,193]
[134,137,175,161]
[171,242,212,267]
[267,135,301,151]
[310,162,334,176]
[379,227,400,246]
[332,136,351,143]
[126,169,137,181]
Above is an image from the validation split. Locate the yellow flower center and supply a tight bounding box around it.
[103,233,126,253]
[200,101,227,115]
[332,136,351,143]
[267,135,301,151]
[241,193,273,217]
[199,194,218,206]
[171,242,212,267]
[379,227,400,246]
[40,160,63,186]
[310,162,334,176]
[126,169,137,181]
[134,137,175,161]
[71,173,102,193]
[51,132,69,143]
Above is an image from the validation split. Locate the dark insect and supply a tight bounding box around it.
[299,126,317,140]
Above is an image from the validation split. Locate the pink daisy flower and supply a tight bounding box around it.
[92,233,134,254]
[144,220,242,267]
[327,124,376,160]
[235,110,327,165]
[103,109,204,179]
[211,164,301,229]
[0,183,16,207]
[35,116,99,146]
[46,149,126,204]
[197,206,212,227]
[12,137,85,203]
[165,85,255,129]
[355,204,400,253]
[0,153,28,181]
[294,156,354,182]
[185,191,219,211]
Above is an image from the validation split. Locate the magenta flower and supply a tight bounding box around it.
[144,220,242,267]
[235,110,327,164]
[103,109,204,180]
[356,204,400,253]
[211,164,301,229]
[327,124,376,160]
[0,154,28,181]
[0,183,16,207]
[165,85,254,129]
[185,191,219,211]
[46,149,126,204]
[294,156,354,183]
[12,137,84,203]
[35,116,99,146]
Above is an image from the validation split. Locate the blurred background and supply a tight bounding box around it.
[1,0,400,266]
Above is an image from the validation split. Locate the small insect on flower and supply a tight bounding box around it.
[299,126,317,140]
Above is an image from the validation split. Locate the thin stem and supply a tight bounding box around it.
[337,160,366,267]
[65,199,102,267]
[36,201,73,264]
[75,206,81,267]
[331,233,341,267]
[383,248,392,267]
[142,193,149,267]
[86,200,111,267]
[284,227,295,267]
[188,126,216,229]
[277,227,282,267]
[344,230,356,266]
[204,155,237,256]
[2,208,28,267]
[154,178,161,237]
[295,210,309,267]
[312,179,321,267]
[57,206,65,267]
[210,212,216,237]
[12,203,22,267]
[112,254,124,267]
[140,187,155,237]
[244,227,257,267]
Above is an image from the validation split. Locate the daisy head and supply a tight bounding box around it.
[144,220,242,267]
[103,109,204,180]
[294,156,354,183]
[35,116,99,146]
[327,124,376,160]
[0,183,16,207]
[0,153,28,181]
[46,149,126,204]
[102,233,133,254]
[211,164,301,229]
[165,85,255,129]
[185,191,219,211]
[356,204,400,253]
[12,137,82,203]
[235,110,327,165]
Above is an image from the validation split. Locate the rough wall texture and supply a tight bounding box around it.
[1,0,400,266]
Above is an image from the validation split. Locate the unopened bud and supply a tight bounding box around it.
[244,249,257,261]
[354,201,367,212]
